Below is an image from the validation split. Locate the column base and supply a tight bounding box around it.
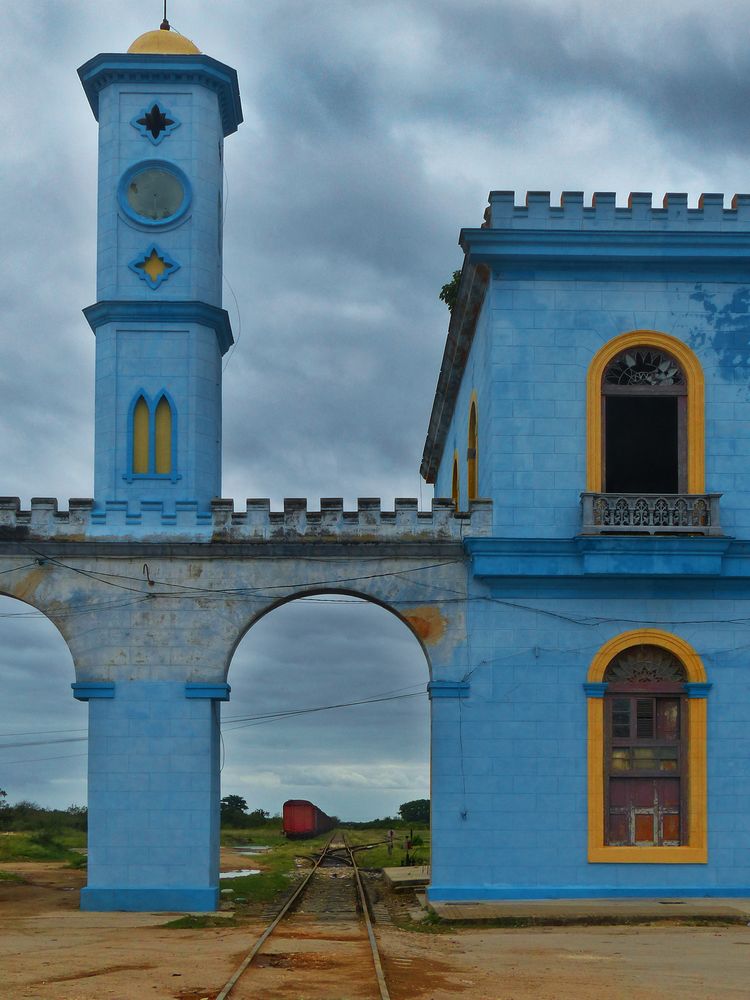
[81,886,219,912]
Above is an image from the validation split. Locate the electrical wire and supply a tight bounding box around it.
[222,692,423,733]
[0,687,427,750]
[0,752,87,766]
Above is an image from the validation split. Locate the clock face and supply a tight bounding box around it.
[119,161,191,226]
[127,168,184,220]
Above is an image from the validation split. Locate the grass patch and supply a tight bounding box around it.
[0,830,85,864]
[221,825,286,849]
[344,826,430,871]
[162,914,239,929]
[220,828,335,906]
[219,825,430,910]
[0,870,25,884]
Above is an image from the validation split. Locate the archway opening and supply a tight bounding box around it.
[0,595,86,846]
[223,593,430,830]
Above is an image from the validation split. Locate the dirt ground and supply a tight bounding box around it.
[1,859,749,1000]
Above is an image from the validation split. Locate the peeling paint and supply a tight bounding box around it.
[690,284,750,384]
[402,605,447,645]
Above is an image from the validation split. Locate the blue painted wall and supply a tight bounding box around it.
[429,583,750,899]
[436,194,750,540]
[80,680,223,912]
[80,54,240,515]
[429,192,750,900]
[95,83,224,306]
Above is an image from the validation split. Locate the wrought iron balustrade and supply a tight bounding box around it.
[580,492,722,536]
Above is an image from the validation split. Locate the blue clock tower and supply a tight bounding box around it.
[78,22,242,523]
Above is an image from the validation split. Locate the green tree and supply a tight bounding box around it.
[439,270,461,313]
[220,794,249,826]
[398,798,430,824]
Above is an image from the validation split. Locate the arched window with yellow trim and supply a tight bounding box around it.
[451,451,460,509]
[604,645,685,847]
[467,398,478,501]
[587,630,708,864]
[586,331,705,495]
[127,390,177,480]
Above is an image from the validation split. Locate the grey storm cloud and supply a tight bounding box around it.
[2,0,750,815]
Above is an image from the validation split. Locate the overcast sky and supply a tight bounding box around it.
[2,0,750,818]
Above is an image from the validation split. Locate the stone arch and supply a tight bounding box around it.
[221,586,435,825]
[0,578,79,668]
[223,586,438,682]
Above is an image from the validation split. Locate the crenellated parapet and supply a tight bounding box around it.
[0,496,492,542]
[483,191,750,230]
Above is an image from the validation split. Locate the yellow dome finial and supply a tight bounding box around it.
[128,3,201,55]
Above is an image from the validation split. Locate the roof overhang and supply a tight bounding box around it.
[77,52,243,137]
[420,262,490,483]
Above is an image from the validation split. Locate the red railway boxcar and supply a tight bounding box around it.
[282,799,336,839]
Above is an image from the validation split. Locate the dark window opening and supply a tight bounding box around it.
[136,103,176,140]
[605,395,679,493]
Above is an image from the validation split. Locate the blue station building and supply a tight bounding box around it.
[3,20,748,911]
[422,190,750,900]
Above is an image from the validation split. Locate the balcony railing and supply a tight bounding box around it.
[580,493,723,536]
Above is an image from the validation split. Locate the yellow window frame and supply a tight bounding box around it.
[587,629,708,864]
[586,331,705,493]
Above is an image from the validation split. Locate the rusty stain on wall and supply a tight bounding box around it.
[11,565,49,603]
[402,605,446,644]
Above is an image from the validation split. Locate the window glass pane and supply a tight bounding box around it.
[636,699,655,739]
[612,698,630,738]
[633,747,657,768]
[611,750,630,771]
[658,748,679,771]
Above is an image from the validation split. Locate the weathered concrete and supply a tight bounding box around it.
[0,498,490,910]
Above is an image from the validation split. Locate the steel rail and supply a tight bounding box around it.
[215,831,391,1000]
[215,832,336,1000]
[343,833,391,1000]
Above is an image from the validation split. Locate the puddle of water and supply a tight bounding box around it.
[220,869,261,879]
[234,845,271,854]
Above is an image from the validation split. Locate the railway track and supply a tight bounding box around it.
[215,832,391,999]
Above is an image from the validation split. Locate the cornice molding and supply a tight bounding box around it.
[83,300,234,356]
[77,53,243,137]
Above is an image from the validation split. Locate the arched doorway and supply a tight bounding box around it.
[224,592,430,825]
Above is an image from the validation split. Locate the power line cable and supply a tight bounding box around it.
[0,752,87,766]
